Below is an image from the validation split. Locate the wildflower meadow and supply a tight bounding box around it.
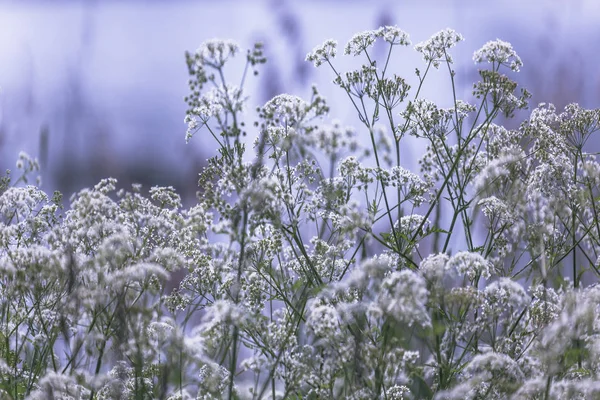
[2,26,600,399]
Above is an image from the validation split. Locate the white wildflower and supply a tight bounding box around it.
[448,251,492,281]
[306,39,337,67]
[166,390,194,400]
[307,303,341,340]
[16,151,40,172]
[344,30,377,56]
[199,300,248,333]
[414,28,464,68]
[387,385,410,399]
[148,319,176,342]
[379,270,431,328]
[473,148,524,196]
[196,39,240,67]
[478,196,515,225]
[107,262,169,292]
[420,253,450,283]
[261,94,309,128]
[483,278,529,312]
[473,39,522,72]
[376,26,410,46]
[335,254,396,292]
[397,214,430,236]
[465,351,524,381]
[27,372,90,400]
[150,186,182,208]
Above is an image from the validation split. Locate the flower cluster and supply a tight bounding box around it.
[473,39,523,72]
[306,39,337,67]
[342,26,410,57]
[195,38,240,68]
[414,28,464,68]
[3,26,600,400]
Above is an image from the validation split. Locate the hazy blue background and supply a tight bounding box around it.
[0,0,598,201]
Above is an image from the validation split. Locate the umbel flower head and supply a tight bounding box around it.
[195,38,240,67]
[343,25,410,56]
[306,39,337,67]
[414,28,464,68]
[473,39,523,72]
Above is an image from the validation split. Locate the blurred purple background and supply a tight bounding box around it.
[0,0,598,201]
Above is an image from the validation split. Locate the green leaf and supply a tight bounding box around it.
[428,226,450,234]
